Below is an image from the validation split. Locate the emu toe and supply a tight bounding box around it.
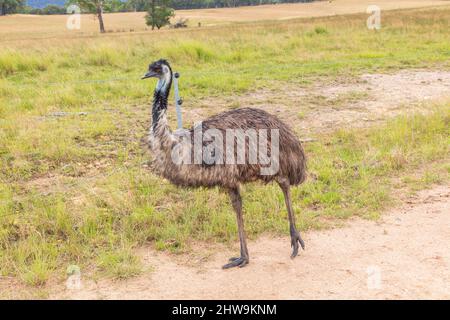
[222,256,249,269]
[290,232,305,259]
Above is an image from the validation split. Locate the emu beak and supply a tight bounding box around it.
[141,70,158,80]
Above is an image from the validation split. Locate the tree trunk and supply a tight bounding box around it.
[97,3,106,33]
[151,0,156,30]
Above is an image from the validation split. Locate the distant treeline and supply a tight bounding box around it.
[24,4,66,14]
[126,0,316,12]
[1,0,315,15]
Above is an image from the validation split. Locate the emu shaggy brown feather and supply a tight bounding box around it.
[144,59,307,269]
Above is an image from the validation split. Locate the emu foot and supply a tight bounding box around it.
[222,256,249,269]
[290,232,305,259]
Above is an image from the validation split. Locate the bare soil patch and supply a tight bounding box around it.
[52,185,450,299]
[185,69,450,136]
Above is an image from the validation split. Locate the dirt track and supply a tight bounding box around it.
[56,186,449,299]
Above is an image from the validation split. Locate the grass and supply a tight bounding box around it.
[1,102,448,286]
[0,8,449,173]
[0,7,449,287]
[97,248,143,279]
[1,1,448,39]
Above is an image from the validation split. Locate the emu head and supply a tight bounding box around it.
[142,59,172,80]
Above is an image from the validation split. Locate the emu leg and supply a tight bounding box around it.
[278,180,305,258]
[223,187,249,269]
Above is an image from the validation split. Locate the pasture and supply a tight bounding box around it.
[0,2,449,298]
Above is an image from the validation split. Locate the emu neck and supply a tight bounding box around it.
[152,74,172,135]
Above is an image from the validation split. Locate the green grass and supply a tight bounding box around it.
[0,7,449,286]
[97,248,143,279]
[1,102,448,286]
[1,8,449,180]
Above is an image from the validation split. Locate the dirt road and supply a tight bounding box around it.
[56,185,449,299]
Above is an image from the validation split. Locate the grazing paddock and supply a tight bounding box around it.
[0,0,449,40]
[0,3,449,297]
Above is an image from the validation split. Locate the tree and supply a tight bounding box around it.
[69,0,109,33]
[104,0,129,12]
[0,0,25,15]
[145,0,174,30]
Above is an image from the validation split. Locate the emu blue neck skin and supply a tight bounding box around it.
[156,65,172,94]
[152,68,172,133]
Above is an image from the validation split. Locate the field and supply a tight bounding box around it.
[0,2,449,298]
[1,0,449,40]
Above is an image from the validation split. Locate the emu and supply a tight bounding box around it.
[142,59,307,269]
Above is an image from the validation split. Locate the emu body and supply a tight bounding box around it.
[143,59,307,268]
